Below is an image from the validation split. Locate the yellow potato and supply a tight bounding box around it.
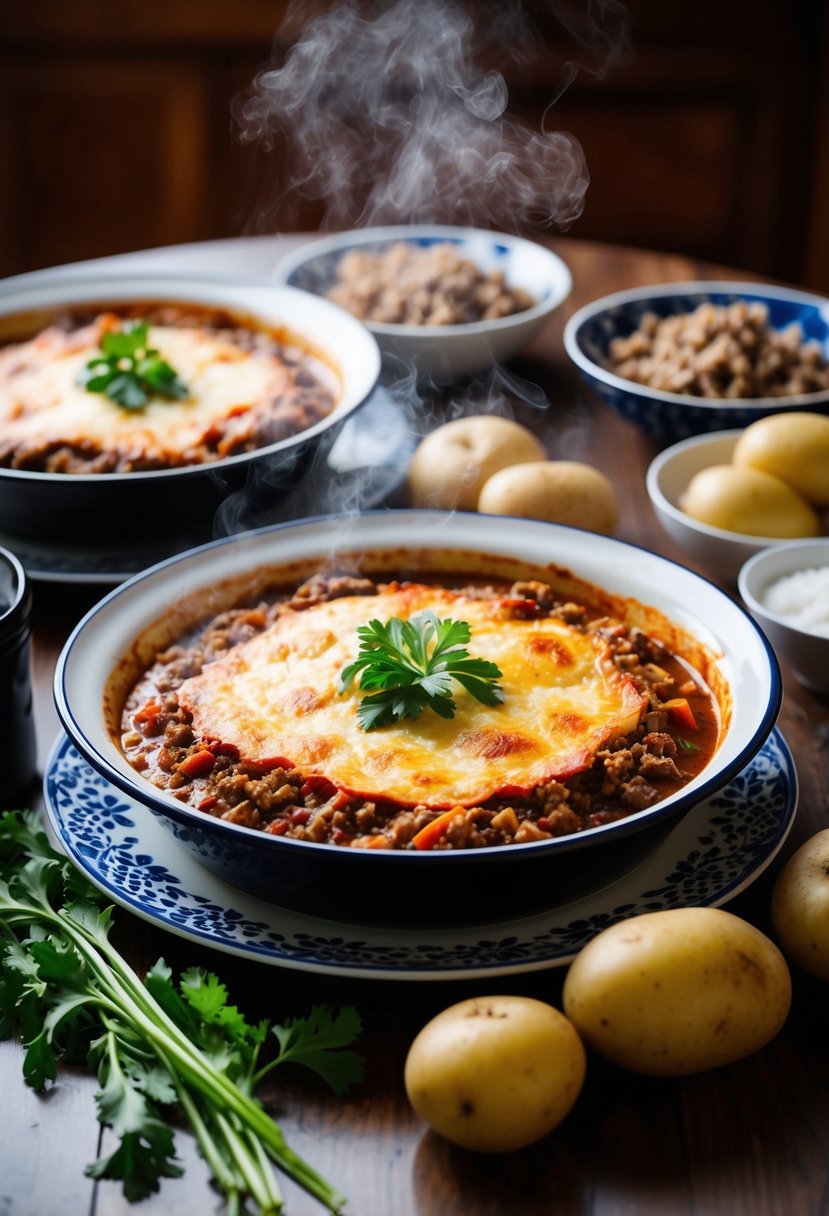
[679,464,820,537]
[477,460,618,534]
[771,830,829,981]
[403,994,586,1152]
[733,412,829,505]
[407,415,546,510]
[562,907,791,1076]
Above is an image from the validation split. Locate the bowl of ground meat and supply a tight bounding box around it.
[0,267,381,551]
[563,282,829,445]
[53,510,781,927]
[274,226,572,381]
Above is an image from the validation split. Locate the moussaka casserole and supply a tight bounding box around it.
[120,569,721,852]
[0,301,337,473]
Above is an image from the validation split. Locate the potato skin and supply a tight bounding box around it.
[477,460,618,534]
[679,464,820,537]
[407,415,546,510]
[403,995,586,1152]
[771,830,829,981]
[732,411,829,506]
[562,907,791,1076]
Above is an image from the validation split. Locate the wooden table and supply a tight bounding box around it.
[4,235,829,1216]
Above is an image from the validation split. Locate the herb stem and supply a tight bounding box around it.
[1,813,360,1215]
[53,905,346,1211]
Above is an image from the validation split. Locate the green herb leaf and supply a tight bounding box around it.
[339,610,504,730]
[77,320,189,411]
[269,1006,365,1096]
[677,736,701,752]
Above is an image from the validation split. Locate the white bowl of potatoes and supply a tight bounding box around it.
[646,412,829,584]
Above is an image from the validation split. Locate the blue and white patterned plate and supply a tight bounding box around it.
[43,729,797,981]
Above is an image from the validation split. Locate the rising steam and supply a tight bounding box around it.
[233,0,630,234]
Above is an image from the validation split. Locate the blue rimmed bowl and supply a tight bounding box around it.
[53,511,781,928]
[274,225,572,381]
[564,281,829,445]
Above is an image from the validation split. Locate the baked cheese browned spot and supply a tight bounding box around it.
[176,584,648,809]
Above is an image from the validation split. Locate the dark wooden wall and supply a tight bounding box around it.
[1,0,828,289]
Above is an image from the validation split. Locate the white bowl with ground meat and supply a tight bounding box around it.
[274,226,572,380]
[53,509,781,927]
[564,282,829,445]
[738,539,829,695]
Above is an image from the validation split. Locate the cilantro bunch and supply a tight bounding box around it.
[339,610,504,731]
[77,320,189,409]
[0,810,363,1214]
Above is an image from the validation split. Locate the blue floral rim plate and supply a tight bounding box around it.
[43,730,797,981]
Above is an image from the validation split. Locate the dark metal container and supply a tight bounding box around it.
[0,547,37,808]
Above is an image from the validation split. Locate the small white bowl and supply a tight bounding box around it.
[738,539,829,695]
[646,430,800,584]
[273,225,572,381]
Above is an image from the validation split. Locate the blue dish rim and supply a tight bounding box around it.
[563,279,829,410]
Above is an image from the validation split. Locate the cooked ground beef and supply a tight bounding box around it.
[607,299,829,399]
[325,242,536,326]
[121,573,718,851]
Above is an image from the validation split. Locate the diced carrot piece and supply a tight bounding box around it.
[662,697,699,731]
[177,749,216,778]
[411,807,466,851]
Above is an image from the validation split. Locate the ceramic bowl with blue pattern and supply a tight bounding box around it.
[564,281,829,445]
[53,511,781,928]
[273,225,572,380]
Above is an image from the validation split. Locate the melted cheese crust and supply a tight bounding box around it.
[0,315,318,465]
[177,585,648,809]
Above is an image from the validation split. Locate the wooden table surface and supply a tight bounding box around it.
[4,234,829,1216]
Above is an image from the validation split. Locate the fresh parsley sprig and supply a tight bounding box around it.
[77,321,189,410]
[0,809,363,1213]
[339,610,504,731]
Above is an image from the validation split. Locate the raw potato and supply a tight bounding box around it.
[407,415,546,510]
[733,412,829,506]
[477,460,618,534]
[771,830,829,981]
[562,907,791,1076]
[679,464,820,538]
[403,995,586,1152]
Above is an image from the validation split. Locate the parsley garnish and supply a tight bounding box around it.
[339,610,504,731]
[0,809,362,1212]
[77,320,189,409]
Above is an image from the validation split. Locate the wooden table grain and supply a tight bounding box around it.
[4,234,829,1216]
